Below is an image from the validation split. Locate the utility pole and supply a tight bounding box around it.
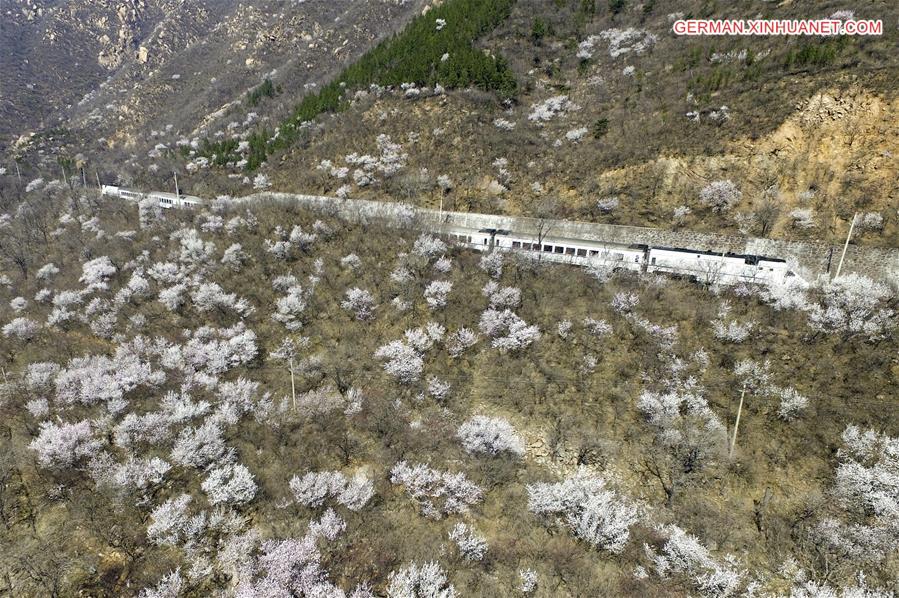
[95,171,102,190]
[289,357,296,411]
[729,383,747,459]
[14,161,21,183]
[173,171,180,197]
[81,167,86,188]
[834,212,857,280]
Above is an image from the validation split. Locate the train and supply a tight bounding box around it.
[100,185,203,209]
[99,186,803,287]
[440,224,804,287]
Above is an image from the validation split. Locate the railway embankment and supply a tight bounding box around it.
[241,192,898,284]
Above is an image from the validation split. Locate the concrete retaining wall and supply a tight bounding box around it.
[242,192,898,284]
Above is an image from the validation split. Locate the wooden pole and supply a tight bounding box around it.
[14,161,21,183]
[81,167,86,188]
[96,171,102,190]
[289,359,296,411]
[729,383,747,459]
[173,171,180,197]
[834,213,857,279]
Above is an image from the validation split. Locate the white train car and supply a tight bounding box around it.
[100,184,122,197]
[439,225,644,272]
[496,233,645,273]
[440,224,802,287]
[646,247,800,286]
[146,191,204,209]
[99,185,202,209]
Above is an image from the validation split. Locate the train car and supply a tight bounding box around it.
[101,186,203,209]
[439,225,491,249]
[440,224,645,272]
[146,191,204,209]
[755,258,804,286]
[118,188,144,201]
[100,185,121,197]
[646,247,801,286]
[497,233,645,272]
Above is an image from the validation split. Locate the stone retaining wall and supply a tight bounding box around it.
[244,192,898,284]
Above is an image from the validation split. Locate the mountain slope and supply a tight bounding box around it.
[125,0,897,248]
[1,0,430,151]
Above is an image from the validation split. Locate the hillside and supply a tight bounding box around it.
[1,1,898,596]
[0,186,895,595]
[2,0,429,151]
[96,0,896,248]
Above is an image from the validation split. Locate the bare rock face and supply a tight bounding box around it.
[136,46,149,64]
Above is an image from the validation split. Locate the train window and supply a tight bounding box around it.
[543,245,552,252]
[554,246,564,254]
[467,236,472,243]
[512,241,521,249]
[634,256,639,262]
[565,247,575,255]
[576,249,587,257]
[651,257,657,265]
[483,239,488,245]
[589,250,598,256]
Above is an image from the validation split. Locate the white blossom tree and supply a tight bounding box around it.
[457,415,525,457]
[221,243,247,271]
[272,285,308,330]
[147,494,206,546]
[2,317,40,340]
[699,180,742,213]
[448,522,488,561]
[170,419,231,469]
[479,252,504,278]
[446,327,478,357]
[519,569,538,593]
[342,288,377,321]
[387,561,456,598]
[807,274,895,342]
[644,524,745,596]
[289,470,374,511]
[424,280,452,310]
[390,461,483,519]
[202,463,258,506]
[527,468,638,553]
[374,340,424,384]
[29,419,101,468]
[138,568,184,598]
[80,256,117,290]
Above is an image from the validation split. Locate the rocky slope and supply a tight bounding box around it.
[2,0,429,151]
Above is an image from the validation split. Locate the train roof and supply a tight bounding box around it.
[147,191,204,204]
[439,225,645,252]
[649,245,786,263]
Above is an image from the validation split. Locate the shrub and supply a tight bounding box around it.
[457,415,525,457]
